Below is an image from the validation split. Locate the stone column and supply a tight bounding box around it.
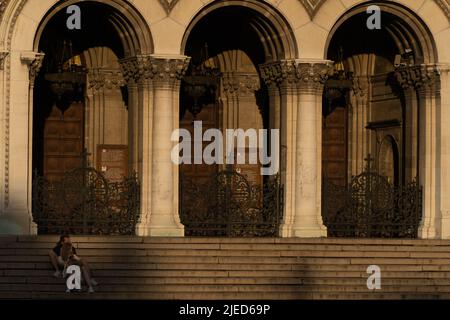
[120,54,190,236]
[437,65,450,239]
[395,64,444,239]
[351,76,371,176]
[260,59,332,237]
[86,68,126,165]
[0,52,44,234]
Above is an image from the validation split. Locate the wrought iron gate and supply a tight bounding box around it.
[32,167,140,235]
[322,169,422,238]
[180,169,283,237]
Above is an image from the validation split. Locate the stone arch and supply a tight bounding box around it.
[324,1,438,64]
[180,0,298,60]
[32,0,153,56]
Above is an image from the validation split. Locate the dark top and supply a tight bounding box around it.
[53,243,77,257]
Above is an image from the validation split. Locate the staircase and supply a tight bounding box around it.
[1,236,450,299]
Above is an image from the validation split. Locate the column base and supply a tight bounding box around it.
[418,223,437,239]
[0,211,37,235]
[136,222,184,237]
[280,223,327,238]
[438,213,450,239]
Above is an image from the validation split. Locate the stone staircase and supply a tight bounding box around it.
[1,236,450,299]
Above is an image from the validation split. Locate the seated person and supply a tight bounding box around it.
[49,234,98,293]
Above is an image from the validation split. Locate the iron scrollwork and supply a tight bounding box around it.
[180,170,284,237]
[32,167,140,235]
[322,170,422,238]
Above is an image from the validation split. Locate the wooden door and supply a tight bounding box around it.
[322,105,348,186]
[43,102,84,182]
[180,103,219,185]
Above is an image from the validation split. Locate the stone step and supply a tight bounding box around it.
[2,283,450,295]
[2,236,450,300]
[4,248,450,259]
[8,236,450,246]
[6,240,450,253]
[0,291,447,300]
[8,276,450,286]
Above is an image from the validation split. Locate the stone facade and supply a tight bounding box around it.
[0,0,450,239]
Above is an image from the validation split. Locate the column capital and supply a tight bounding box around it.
[119,54,191,87]
[222,72,260,97]
[394,64,450,92]
[87,68,125,92]
[352,75,370,97]
[259,59,333,94]
[20,51,45,83]
[0,51,9,70]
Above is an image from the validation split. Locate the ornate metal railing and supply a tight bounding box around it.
[180,169,284,237]
[322,171,422,238]
[32,167,140,235]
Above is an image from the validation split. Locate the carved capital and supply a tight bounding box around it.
[352,76,370,97]
[150,55,191,88]
[222,72,260,97]
[88,68,125,92]
[260,59,333,94]
[394,64,443,92]
[0,51,8,70]
[20,52,45,83]
[119,55,190,88]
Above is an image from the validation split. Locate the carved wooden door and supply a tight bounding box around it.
[43,102,84,182]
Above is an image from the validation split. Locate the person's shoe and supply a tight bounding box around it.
[91,279,98,286]
[88,286,95,293]
[53,271,62,278]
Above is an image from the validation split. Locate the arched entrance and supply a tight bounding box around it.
[31,1,152,234]
[322,2,435,238]
[178,1,296,236]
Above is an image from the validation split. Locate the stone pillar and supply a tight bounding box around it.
[120,54,190,236]
[437,65,450,239]
[86,68,127,165]
[0,51,43,234]
[260,59,332,237]
[351,76,371,176]
[395,64,445,239]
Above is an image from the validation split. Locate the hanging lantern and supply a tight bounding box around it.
[44,40,86,114]
[182,43,220,119]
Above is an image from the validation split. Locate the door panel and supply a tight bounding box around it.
[43,102,84,182]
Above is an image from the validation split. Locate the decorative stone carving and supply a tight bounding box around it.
[434,0,450,22]
[394,64,444,91]
[298,0,327,20]
[222,72,260,97]
[158,0,180,15]
[260,60,333,93]
[20,52,45,83]
[88,69,125,92]
[119,55,190,87]
[0,51,9,70]
[0,0,9,22]
[352,76,370,97]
